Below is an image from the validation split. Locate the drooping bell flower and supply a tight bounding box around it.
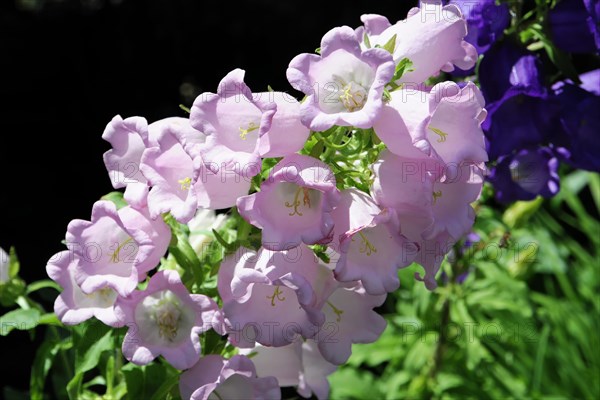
[102,115,151,191]
[189,70,311,209]
[553,72,600,172]
[357,0,477,84]
[66,200,155,297]
[376,81,487,168]
[330,189,417,295]
[447,0,510,56]
[120,185,171,270]
[115,270,219,370]
[255,91,311,158]
[190,69,273,174]
[287,26,395,131]
[371,149,436,242]
[239,340,337,400]
[314,281,387,365]
[140,118,200,223]
[478,39,546,105]
[237,154,340,251]
[424,164,485,241]
[414,231,455,290]
[218,245,336,348]
[488,147,561,203]
[45,251,121,327]
[179,355,281,400]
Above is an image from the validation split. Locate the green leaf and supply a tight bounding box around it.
[0,308,41,336]
[73,320,113,375]
[26,280,62,295]
[150,372,181,400]
[66,373,84,400]
[502,196,543,228]
[329,368,382,400]
[363,32,372,49]
[122,362,178,400]
[8,247,20,278]
[391,58,414,83]
[100,191,128,209]
[30,338,63,400]
[381,34,397,54]
[178,104,191,114]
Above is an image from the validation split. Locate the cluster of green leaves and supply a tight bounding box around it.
[329,171,600,399]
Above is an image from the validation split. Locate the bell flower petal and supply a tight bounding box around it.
[115,270,218,370]
[287,26,395,131]
[237,154,340,251]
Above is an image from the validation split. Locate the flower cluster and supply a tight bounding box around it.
[445,0,599,203]
[46,1,488,399]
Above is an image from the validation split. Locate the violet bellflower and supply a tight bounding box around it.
[488,147,561,203]
[314,281,387,365]
[446,0,510,56]
[218,245,336,348]
[190,69,310,170]
[189,69,311,209]
[140,117,202,223]
[46,251,121,327]
[179,354,281,400]
[66,200,156,298]
[357,0,477,84]
[237,154,340,251]
[286,26,395,131]
[102,115,151,192]
[239,340,337,400]
[553,70,600,172]
[375,81,488,169]
[329,188,417,295]
[114,270,219,370]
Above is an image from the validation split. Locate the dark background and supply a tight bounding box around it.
[0,0,414,393]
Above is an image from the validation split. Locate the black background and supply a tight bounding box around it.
[0,0,414,394]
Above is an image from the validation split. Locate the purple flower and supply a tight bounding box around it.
[357,1,477,84]
[255,91,311,158]
[115,270,219,370]
[414,231,455,290]
[478,39,546,105]
[66,201,155,298]
[374,81,488,170]
[237,154,340,251]
[371,150,436,242]
[314,282,387,365]
[448,0,510,55]
[46,251,121,327]
[140,118,200,223]
[330,189,417,295]
[239,340,336,400]
[190,69,273,174]
[424,164,485,241]
[102,115,150,191]
[287,26,394,131]
[482,92,564,161]
[218,246,336,348]
[179,355,281,400]
[553,71,600,171]
[489,147,561,203]
[549,0,599,53]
